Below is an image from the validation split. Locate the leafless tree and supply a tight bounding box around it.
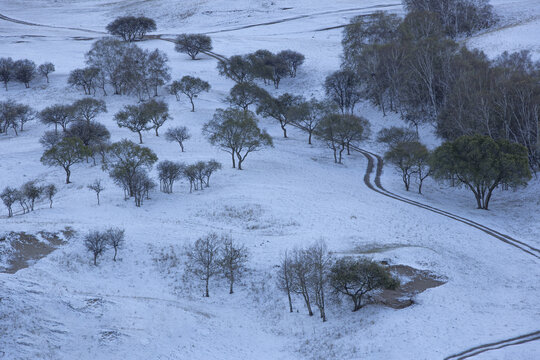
[185,232,221,297]
[38,62,55,83]
[276,250,295,313]
[106,227,125,261]
[84,230,108,266]
[165,126,191,152]
[87,179,105,205]
[218,235,248,294]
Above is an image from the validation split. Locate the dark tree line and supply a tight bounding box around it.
[217,49,305,88]
[0,57,54,90]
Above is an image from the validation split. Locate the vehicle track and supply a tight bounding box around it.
[350,145,540,259]
[443,330,540,360]
[1,9,538,358]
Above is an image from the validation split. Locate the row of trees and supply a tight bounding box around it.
[73,38,170,100]
[277,242,399,321]
[157,160,222,194]
[84,227,125,265]
[217,49,305,88]
[0,57,54,90]
[185,232,249,296]
[1,181,57,217]
[341,10,540,169]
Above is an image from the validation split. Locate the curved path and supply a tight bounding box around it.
[1,9,539,358]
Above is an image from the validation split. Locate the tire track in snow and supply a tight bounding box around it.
[443,330,540,360]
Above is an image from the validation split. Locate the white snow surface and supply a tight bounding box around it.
[0,1,539,359]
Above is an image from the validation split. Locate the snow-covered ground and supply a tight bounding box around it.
[1,1,539,359]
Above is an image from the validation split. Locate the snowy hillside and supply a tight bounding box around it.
[1,1,539,359]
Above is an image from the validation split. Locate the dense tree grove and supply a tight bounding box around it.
[83,38,170,99]
[341,10,540,170]
[106,16,157,42]
[403,0,497,37]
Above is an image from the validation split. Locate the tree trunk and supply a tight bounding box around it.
[155,127,159,136]
[97,193,100,205]
[65,168,71,184]
[280,122,287,138]
[205,278,209,297]
[113,246,117,261]
[190,98,195,112]
[308,131,312,145]
[93,253,97,266]
[231,152,236,168]
[229,276,234,294]
[138,131,143,144]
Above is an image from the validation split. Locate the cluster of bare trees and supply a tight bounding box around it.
[0,100,35,135]
[1,181,57,217]
[342,10,540,169]
[185,232,248,297]
[84,227,125,265]
[72,38,170,100]
[0,57,55,90]
[157,159,222,194]
[277,242,399,321]
[217,49,305,88]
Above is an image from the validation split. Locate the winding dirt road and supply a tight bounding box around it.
[1,9,539,359]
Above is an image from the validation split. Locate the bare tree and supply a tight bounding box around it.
[324,70,363,114]
[84,230,109,266]
[38,62,55,83]
[106,227,125,261]
[87,179,105,205]
[276,250,295,313]
[290,248,314,316]
[43,184,57,208]
[218,235,248,294]
[165,126,191,152]
[68,67,100,95]
[186,232,221,297]
[306,241,331,322]
[276,50,305,77]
